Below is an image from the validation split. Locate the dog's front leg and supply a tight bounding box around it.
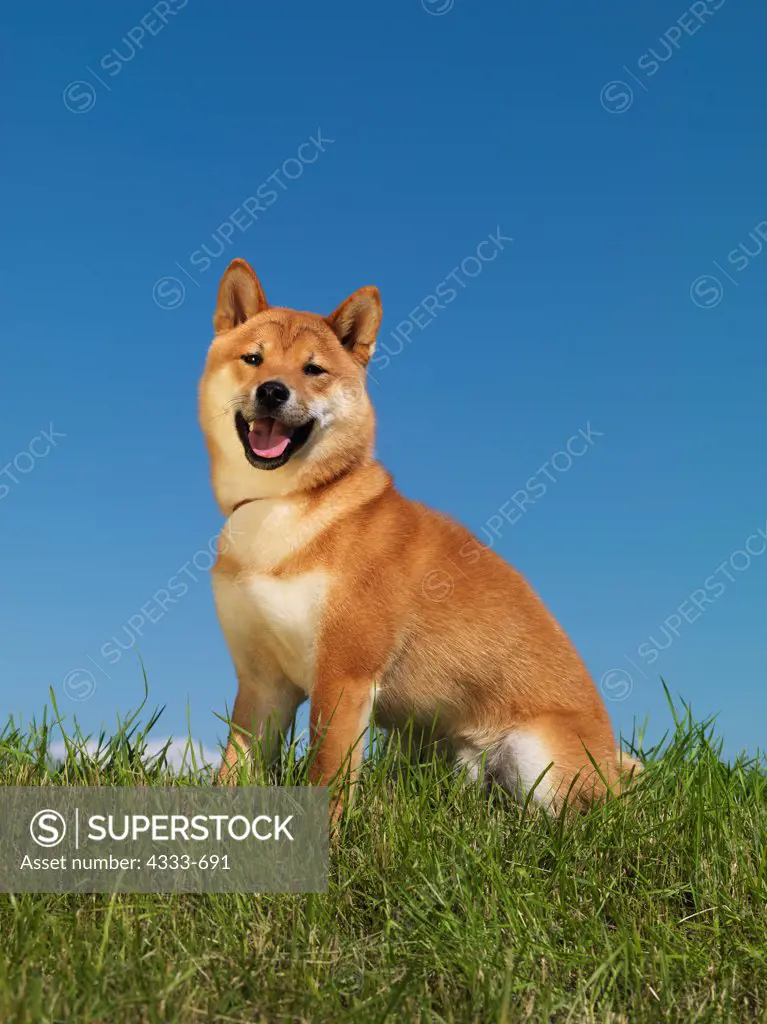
[308,677,374,823]
[218,676,303,784]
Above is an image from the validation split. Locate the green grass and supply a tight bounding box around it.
[1,691,766,1023]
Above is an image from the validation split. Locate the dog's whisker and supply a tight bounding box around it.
[206,398,251,427]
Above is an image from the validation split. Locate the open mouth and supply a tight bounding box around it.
[234,411,314,470]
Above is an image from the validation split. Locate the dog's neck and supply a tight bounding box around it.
[225,454,389,519]
[218,458,392,574]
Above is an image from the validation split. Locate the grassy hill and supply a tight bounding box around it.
[1,693,766,1023]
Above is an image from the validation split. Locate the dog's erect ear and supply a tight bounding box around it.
[326,287,382,366]
[213,259,269,333]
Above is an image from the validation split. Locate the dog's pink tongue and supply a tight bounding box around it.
[248,418,292,458]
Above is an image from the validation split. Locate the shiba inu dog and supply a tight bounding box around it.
[199,258,640,818]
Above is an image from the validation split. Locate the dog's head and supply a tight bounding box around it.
[199,259,381,511]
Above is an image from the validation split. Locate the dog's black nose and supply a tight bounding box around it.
[256,380,290,409]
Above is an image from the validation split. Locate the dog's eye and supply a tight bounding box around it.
[241,352,263,367]
[304,363,327,376]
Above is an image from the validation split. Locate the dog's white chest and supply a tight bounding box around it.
[214,570,328,693]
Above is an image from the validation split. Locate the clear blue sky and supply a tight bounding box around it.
[2,0,766,761]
